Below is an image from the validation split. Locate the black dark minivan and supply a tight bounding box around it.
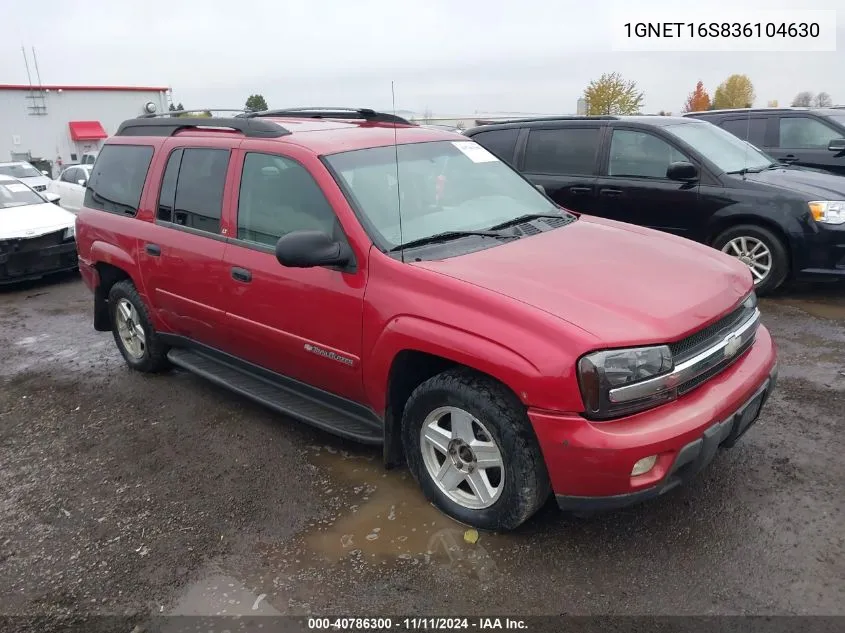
[465,116,845,294]
[683,108,845,176]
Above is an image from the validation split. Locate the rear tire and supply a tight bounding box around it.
[401,368,550,531]
[712,224,789,295]
[108,280,169,373]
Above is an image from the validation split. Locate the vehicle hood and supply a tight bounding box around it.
[737,167,845,199]
[413,215,752,346]
[0,202,76,240]
[18,175,52,189]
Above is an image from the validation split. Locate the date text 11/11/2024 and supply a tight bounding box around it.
[623,22,821,38]
[307,617,528,630]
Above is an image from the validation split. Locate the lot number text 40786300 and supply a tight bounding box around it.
[307,617,528,630]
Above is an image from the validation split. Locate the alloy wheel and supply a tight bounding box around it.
[419,406,504,510]
[721,236,772,285]
[115,298,146,359]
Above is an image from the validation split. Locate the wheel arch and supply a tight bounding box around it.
[86,240,145,331]
[706,214,793,276]
[92,262,133,331]
[372,318,546,469]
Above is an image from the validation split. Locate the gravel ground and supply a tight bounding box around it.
[0,273,843,631]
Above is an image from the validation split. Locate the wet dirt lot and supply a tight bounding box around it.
[0,274,843,628]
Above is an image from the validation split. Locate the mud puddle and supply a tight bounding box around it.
[292,445,501,574]
[171,444,504,616]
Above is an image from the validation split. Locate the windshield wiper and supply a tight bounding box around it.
[487,212,567,231]
[727,163,781,175]
[389,230,518,252]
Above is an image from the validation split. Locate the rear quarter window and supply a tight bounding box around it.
[470,128,519,164]
[84,144,154,217]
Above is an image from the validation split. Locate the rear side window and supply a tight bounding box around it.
[720,118,768,147]
[471,129,519,163]
[156,149,182,222]
[524,128,600,176]
[84,144,153,217]
[159,148,230,234]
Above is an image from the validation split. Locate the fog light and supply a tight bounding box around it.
[631,455,658,477]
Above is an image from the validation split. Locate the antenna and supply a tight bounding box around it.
[391,81,405,263]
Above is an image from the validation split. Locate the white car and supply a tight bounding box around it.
[80,151,99,166]
[0,175,78,284]
[48,165,92,214]
[0,161,52,192]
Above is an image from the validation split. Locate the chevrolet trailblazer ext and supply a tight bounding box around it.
[75,108,778,530]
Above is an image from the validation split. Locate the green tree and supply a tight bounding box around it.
[245,94,268,112]
[713,75,755,109]
[583,72,644,115]
[168,103,177,111]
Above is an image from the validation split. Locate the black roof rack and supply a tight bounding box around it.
[473,115,618,126]
[138,108,248,119]
[115,116,290,138]
[239,107,413,125]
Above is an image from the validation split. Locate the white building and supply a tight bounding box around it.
[0,84,169,176]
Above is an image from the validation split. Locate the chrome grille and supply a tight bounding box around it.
[677,336,755,395]
[608,304,760,405]
[670,299,756,363]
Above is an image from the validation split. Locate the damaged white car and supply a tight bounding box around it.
[0,175,78,284]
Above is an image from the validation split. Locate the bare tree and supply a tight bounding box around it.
[791,91,814,107]
[814,92,833,108]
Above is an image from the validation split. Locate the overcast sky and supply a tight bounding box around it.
[2,0,843,115]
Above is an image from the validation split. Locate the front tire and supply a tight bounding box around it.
[401,369,550,531]
[108,280,169,373]
[712,224,789,295]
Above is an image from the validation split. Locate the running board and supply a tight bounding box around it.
[166,348,383,444]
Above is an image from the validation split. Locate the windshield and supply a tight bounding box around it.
[0,163,42,179]
[0,181,45,208]
[665,122,773,173]
[325,140,564,249]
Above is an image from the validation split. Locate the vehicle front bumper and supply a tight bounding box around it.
[528,325,778,512]
[0,237,78,284]
[794,222,845,280]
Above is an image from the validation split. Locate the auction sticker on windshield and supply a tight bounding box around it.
[5,184,30,193]
[452,141,499,163]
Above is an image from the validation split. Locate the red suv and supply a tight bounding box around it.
[75,108,778,530]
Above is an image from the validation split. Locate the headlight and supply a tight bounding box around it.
[63,225,75,240]
[809,201,845,225]
[577,345,674,420]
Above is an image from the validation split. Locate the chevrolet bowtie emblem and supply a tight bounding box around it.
[724,333,741,358]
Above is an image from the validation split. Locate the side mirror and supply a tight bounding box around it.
[41,170,49,176]
[666,161,699,182]
[275,230,352,269]
[77,179,87,187]
[42,191,61,205]
[534,184,546,195]
[828,138,845,152]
